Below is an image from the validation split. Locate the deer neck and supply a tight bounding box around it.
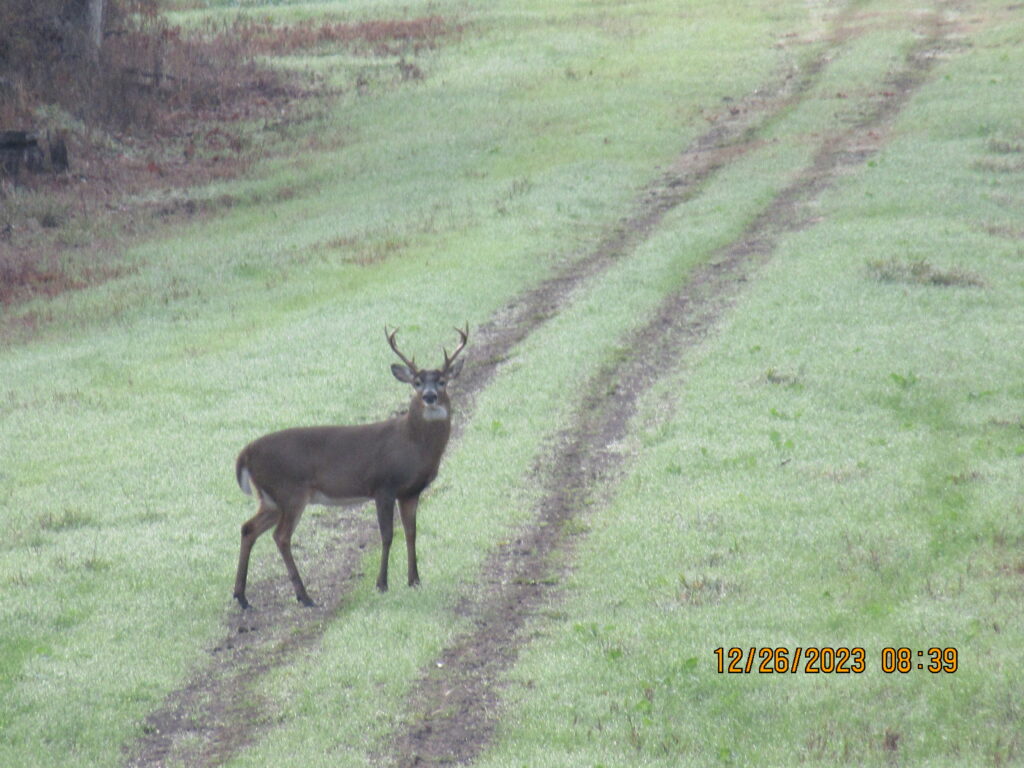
[404,398,451,450]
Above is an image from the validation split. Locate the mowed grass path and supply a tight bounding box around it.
[1,0,1022,766]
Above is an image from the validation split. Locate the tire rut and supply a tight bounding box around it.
[123,2,911,765]
[381,4,965,767]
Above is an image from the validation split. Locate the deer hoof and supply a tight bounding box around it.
[235,594,251,610]
[297,595,316,607]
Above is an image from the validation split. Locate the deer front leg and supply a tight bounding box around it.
[399,496,420,587]
[375,493,396,592]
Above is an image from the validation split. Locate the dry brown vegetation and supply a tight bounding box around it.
[0,2,456,312]
[0,1,296,309]
[220,15,452,57]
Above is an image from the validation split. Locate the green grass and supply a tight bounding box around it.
[1,0,796,765]
[2,0,1023,766]
[471,4,1024,767]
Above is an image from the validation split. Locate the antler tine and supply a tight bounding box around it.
[443,324,469,372]
[385,325,418,373]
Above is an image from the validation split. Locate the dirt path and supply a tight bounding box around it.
[379,4,965,767]
[123,2,964,765]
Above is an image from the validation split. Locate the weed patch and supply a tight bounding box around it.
[37,508,94,533]
[867,256,986,287]
[987,136,1024,154]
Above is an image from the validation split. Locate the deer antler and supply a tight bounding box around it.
[443,324,469,374]
[386,326,419,373]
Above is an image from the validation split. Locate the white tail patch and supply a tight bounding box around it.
[239,466,254,496]
[239,468,279,511]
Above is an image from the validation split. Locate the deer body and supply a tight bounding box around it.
[238,415,450,506]
[232,327,466,609]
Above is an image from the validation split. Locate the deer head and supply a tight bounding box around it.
[387,325,467,421]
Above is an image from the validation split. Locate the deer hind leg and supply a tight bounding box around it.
[272,503,313,607]
[234,502,281,609]
[399,496,420,587]
[375,493,396,592]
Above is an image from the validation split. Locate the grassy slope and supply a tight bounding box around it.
[0,0,1021,767]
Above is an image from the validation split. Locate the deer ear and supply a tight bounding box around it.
[447,358,465,380]
[391,364,416,383]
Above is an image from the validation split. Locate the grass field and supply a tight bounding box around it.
[1,0,1023,766]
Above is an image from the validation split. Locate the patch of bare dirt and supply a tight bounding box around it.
[124,513,378,767]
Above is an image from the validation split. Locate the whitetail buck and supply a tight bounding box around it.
[233,326,468,609]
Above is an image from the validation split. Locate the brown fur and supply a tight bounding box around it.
[232,327,466,609]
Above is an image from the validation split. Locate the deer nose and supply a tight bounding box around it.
[423,391,438,405]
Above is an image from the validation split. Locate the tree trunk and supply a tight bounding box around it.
[86,0,105,61]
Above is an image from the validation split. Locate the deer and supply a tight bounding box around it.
[232,325,468,609]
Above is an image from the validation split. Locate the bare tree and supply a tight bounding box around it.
[86,0,105,60]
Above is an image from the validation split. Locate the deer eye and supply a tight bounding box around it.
[438,380,447,388]
[414,378,423,387]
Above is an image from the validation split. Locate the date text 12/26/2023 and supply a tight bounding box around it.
[713,647,959,674]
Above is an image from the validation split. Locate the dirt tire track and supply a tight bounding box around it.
[124,4,897,766]
[382,5,966,766]
[123,513,378,767]
[460,0,868,410]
